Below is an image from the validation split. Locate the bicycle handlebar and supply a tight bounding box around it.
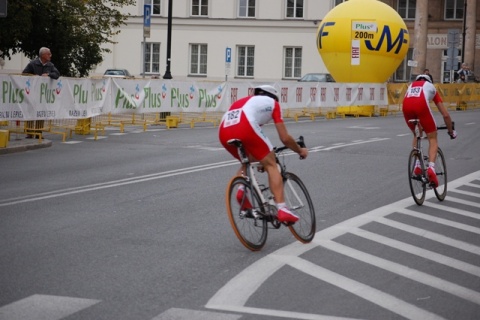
[437,121,455,130]
[274,136,305,154]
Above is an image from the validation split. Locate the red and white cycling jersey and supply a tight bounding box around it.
[403,80,443,134]
[218,95,283,161]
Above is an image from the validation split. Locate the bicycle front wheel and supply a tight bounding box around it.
[283,172,316,243]
[226,176,267,251]
[408,149,426,205]
[433,147,447,201]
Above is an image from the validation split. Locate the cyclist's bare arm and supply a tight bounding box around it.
[435,101,456,137]
[274,122,308,159]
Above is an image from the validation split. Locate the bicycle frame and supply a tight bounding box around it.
[225,136,316,250]
[411,120,429,182]
[407,119,449,205]
[231,137,307,225]
[244,161,277,218]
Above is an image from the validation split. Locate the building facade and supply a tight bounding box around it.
[2,0,478,83]
[383,0,480,83]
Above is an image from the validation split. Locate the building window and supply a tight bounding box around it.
[192,0,208,16]
[284,47,302,78]
[445,0,464,20]
[394,48,413,82]
[397,0,415,19]
[238,0,255,18]
[286,0,303,18]
[144,42,160,74]
[190,44,208,75]
[237,46,255,77]
[144,0,161,15]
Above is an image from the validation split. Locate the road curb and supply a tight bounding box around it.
[0,139,52,155]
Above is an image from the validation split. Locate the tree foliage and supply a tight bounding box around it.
[0,0,135,77]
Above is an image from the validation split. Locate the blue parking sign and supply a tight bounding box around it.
[144,5,151,27]
[225,47,231,63]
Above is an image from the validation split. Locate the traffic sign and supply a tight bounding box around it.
[225,47,231,63]
[144,4,151,38]
[407,60,418,67]
[446,29,460,71]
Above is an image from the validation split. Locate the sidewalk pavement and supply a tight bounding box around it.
[0,136,52,155]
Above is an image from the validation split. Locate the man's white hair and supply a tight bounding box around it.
[39,47,50,56]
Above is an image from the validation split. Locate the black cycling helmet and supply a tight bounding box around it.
[254,85,279,102]
[415,74,432,83]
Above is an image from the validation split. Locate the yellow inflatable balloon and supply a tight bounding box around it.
[317,0,409,83]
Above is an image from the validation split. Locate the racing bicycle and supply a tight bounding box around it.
[407,119,453,205]
[225,136,316,251]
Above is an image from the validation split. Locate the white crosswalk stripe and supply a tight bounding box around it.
[207,171,480,319]
[0,295,100,320]
[150,308,241,320]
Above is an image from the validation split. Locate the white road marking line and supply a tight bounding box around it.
[436,196,480,209]
[350,227,480,277]
[397,207,480,234]
[0,160,238,207]
[207,171,480,319]
[151,308,241,320]
[376,217,480,255]
[448,188,480,198]
[347,126,380,130]
[423,201,480,219]
[317,239,480,305]
[274,254,446,320]
[0,294,99,320]
[465,182,480,189]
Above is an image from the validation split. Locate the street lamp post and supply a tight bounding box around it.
[461,1,467,64]
[163,0,172,79]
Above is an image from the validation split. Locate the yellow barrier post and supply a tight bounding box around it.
[75,118,91,135]
[166,116,179,129]
[0,129,9,148]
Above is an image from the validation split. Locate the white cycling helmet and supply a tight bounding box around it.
[415,74,432,83]
[254,85,279,101]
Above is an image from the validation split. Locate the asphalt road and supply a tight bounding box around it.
[1,110,479,320]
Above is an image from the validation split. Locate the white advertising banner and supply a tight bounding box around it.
[0,75,388,120]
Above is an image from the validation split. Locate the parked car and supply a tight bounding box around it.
[298,73,335,82]
[103,69,134,78]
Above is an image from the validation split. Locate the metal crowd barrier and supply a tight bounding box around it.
[1,83,479,143]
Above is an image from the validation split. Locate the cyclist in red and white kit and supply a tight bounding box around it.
[402,74,457,187]
[218,85,308,223]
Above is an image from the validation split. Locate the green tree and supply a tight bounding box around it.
[0,0,135,77]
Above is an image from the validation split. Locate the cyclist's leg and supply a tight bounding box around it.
[426,131,438,163]
[402,103,419,149]
[259,151,283,202]
[418,104,437,162]
[242,122,281,201]
[260,152,299,223]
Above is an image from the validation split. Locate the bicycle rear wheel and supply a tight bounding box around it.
[408,149,426,205]
[433,147,447,201]
[226,176,267,251]
[283,172,316,243]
